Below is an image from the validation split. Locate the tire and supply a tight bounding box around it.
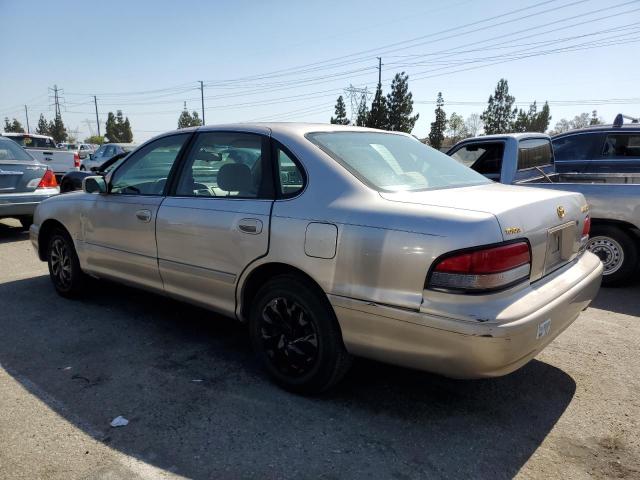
[47,228,87,298]
[587,225,638,286]
[17,216,33,230]
[249,274,352,394]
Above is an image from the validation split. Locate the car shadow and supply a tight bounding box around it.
[0,275,576,479]
[0,220,29,244]
[591,283,640,317]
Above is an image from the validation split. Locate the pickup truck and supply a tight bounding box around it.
[2,133,80,180]
[447,133,640,285]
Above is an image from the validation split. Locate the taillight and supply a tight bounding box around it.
[37,169,58,188]
[582,216,591,238]
[74,152,80,168]
[428,241,531,292]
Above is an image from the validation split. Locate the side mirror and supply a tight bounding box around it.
[83,176,107,194]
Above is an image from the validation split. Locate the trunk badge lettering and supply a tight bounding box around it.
[557,206,566,219]
[504,227,521,235]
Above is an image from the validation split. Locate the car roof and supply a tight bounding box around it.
[1,132,52,139]
[552,123,640,138]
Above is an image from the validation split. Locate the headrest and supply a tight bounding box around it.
[217,163,252,192]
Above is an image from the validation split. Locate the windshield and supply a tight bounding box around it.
[0,137,33,161]
[307,131,490,192]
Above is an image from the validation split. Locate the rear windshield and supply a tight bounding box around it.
[307,131,490,192]
[6,135,56,149]
[0,138,33,161]
[517,138,553,170]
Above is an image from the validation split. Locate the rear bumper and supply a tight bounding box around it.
[0,189,58,218]
[330,251,603,378]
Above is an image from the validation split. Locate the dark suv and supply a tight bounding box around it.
[552,114,640,173]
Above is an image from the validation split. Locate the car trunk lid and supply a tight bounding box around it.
[0,161,48,194]
[380,183,588,281]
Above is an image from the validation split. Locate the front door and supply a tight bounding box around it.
[156,131,273,315]
[82,133,191,290]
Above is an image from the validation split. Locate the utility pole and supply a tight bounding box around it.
[24,105,30,133]
[199,81,205,125]
[53,85,61,117]
[93,96,100,136]
[376,57,382,87]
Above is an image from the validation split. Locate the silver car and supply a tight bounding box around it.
[0,136,59,228]
[30,124,602,393]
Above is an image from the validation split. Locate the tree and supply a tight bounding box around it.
[366,84,388,129]
[330,95,350,125]
[105,112,117,142]
[465,113,482,137]
[481,78,516,134]
[84,135,105,144]
[177,103,203,129]
[48,113,67,143]
[3,117,25,133]
[446,112,468,143]
[571,112,590,130]
[550,118,572,135]
[105,110,133,142]
[386,72,418,133]
[530,101,551,132]
[428,92,447,149]
[590,110,604,125]
[36,114,50,135]
[355,94,369,127]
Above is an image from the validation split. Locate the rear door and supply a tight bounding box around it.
[156,131,273,316]
[82,133,191,290]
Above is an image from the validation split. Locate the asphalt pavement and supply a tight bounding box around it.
[0,219,638,480]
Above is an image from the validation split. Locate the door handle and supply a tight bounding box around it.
[135,209,152,222]
[238,218,262,234]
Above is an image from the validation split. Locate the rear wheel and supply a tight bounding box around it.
[249,274,352,394]
[47,228,87,297]
[587,225,638,286]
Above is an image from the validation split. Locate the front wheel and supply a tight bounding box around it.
[249,274,352,394]
[47,228,87,297]
[587,225,638,286]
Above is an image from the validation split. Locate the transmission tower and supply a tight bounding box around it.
[48,85,65,117]
[344,84,371,122]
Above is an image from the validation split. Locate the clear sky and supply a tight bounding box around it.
[1,0,638,142]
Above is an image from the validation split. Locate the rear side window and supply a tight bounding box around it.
[553,133,604,161]
[517,138,553,170]
[276,147,304,197]
[174,132,269,199]
[0,138,32,161]
[602,134,640,158]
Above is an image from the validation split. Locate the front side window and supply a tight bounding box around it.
[308,131,489,192]
[175,132,267,198]
[517,138,553,170]
[110,134,189,195]
[602,134,640,158]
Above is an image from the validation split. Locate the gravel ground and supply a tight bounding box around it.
[0,219,638,480]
